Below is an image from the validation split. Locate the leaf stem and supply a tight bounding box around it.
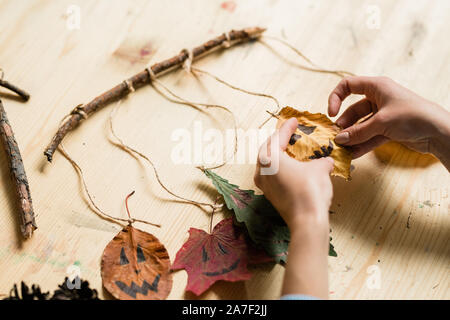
[125,191,136,220]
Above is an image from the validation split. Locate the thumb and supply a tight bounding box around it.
[314,157,335,174]
[335,116,381,146]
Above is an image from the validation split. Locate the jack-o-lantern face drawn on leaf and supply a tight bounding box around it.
[171,218,252,296]
[101,226,173,300]
[101,193,172,300]
[277,106,352,180]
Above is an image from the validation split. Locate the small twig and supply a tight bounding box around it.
[0,80,30,101]
[0,99,36,238]
[44,27,266,162]
[0,69,30,102]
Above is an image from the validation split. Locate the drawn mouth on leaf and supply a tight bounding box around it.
[201,243,241,277]
[115,275,161,299]
[203,259,240,277]
[308,140,334,159]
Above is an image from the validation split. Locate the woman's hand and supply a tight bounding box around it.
[254,117,334,231]
[254,118,334,298]
[328,76,450,166]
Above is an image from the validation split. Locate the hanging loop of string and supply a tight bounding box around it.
[209,196,222,234]
[189,66,281,128]
[58,143,161,228]
[178,48,281,129]
[255,35,355,125]
[179,47,281,127]
[109,101,223,210]
[259,35,355,79]
[145,66,238,170]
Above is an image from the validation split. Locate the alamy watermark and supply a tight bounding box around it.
[66,5,81,30]
[66,263,81,289]
[365,265,382,290]
[171,121,274,165]
[365,5,381,30]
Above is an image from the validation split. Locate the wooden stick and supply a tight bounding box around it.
[0,99,37,238]
[44,27,266,162]
[0,79,30,102]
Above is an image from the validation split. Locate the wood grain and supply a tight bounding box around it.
[0,0,448,299]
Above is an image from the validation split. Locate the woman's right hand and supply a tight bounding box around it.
[328,76,450,168]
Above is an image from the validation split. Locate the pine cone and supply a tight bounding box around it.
[51,277,99,300]
[3,282,49,300]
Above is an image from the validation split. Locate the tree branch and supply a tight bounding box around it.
[0,99,36,238]
[44,27,266,162]
[0,79,30,102]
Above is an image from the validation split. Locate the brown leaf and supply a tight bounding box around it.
[101,225,172,300]
[277,106,352,179]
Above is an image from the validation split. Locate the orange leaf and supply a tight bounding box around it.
[277,106,352,180]
[101,225,172,300]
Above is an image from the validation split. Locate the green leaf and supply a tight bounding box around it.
[329,238,337,257]
[204,170,338,263]
[204,169,289,263]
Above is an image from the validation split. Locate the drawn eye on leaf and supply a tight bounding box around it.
[101,192,172,300]
[277,106,352,180]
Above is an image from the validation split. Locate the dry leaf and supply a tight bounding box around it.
[204,169,290,263]
[277,106,352,179]
[101,225,172,300]
[171,218,252,296]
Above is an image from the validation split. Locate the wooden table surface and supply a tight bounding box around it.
[0,0,448,300]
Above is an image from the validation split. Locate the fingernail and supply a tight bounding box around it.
[335,132,350,144]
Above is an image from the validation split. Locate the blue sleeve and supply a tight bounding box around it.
[280,294,320,300]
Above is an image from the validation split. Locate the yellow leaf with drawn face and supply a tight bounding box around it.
[276,106,352,180]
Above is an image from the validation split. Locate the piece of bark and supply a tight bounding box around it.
[44,27,266,162]
[0,99,36,238]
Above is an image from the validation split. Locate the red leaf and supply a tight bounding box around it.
[172,218,252,296]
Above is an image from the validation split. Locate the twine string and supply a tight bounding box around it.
[108,101,223,210]
[146,67,238,170]
[222,32,232,48]
[124,79,136,93]
[189,66,281,128]
[58,143,161,228]
[181,48,194,73]
[259,35,355,78]
[209,197,222,234]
